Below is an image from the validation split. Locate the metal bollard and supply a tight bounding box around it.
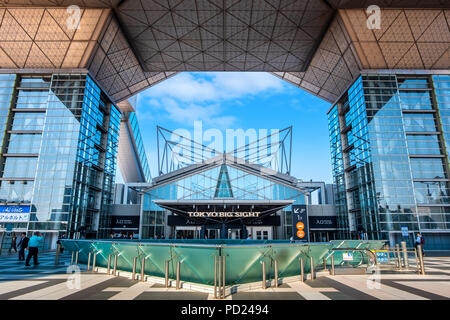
[310,257,314,280]
[176,261,181,290]
[113,254,118,276]
[414,248,419,274]
[132,257,137,280]
[87,252,92,271]
[401,241,409,269]
[218,256,222,298]
[274,260,279,288]
[331,255,335,276]
[92,252,97,272]
[107,254,112,274]
[75,251,79,265]
[261,261,266,289]
[140,257,145,282]
[165,260,169,288]
[417,245,425,275]
[387,245,391,264]
[300,258,304,282]
[222,255,226,297]
[395,244,401,269]
[54,244,61,266]
[214,256,218,299]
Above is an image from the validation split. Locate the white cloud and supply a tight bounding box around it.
[154,98,236,128]
[140,72,285,103]
[137,72,285,127]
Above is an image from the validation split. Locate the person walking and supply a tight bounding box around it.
[415,233,425,256]
[9,233,17,254]
[56,233,65,254]
[25,231,43,267]
[17,232,29,261]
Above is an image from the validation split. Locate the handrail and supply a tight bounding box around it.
[60,239,341,249]
[331,248,378,270]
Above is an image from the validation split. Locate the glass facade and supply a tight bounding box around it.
[328,73,450,249]
[0,73,120,250]
[141,162,305,239]
[128,111,151,182]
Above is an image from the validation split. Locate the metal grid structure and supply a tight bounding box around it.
[0,1,446,104]
[156,126,292,176]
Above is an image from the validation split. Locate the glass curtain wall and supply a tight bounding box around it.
[0,73,120,248]
[328,73,450,248]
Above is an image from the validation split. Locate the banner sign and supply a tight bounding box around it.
[0,205,31,213]
[168,215,280,226]
[111,216,140,229]
[309,216,337,229]
[0,205,30,223]
[292,205,309,241]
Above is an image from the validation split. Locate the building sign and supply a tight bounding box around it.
[187,211,261,218]
[168,215,280,226]
[111,216,140,230]
[292,205,309,241]
[309,216,337,229]
[0,205,30,223]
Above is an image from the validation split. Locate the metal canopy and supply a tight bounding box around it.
[115,0,334,72]
[154,199,294,225]
[0,1,447,103]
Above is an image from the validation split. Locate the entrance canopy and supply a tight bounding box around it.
[155,199,294,226]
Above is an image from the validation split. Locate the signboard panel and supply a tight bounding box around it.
[292,205,309,241]
[0,205,30,223]
[111,216,140,230]
[401,226,408,238]
[168,215,280,226]
[343,252,353,261]
[376,251,389,263]
[309,216,337,229]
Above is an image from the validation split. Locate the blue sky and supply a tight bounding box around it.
[125,72,332,183]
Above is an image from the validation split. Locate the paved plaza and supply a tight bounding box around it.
[0,252,449,300]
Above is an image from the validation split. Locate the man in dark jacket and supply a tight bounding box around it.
[17,232,29,261]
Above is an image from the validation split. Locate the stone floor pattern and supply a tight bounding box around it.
[0,252,449,300]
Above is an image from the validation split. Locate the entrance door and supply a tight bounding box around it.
[228,229,241,239]
[248,227,273,240]
[207,229,219,239]
[175,227,199,239]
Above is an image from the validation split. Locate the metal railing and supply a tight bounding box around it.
[59,239,392,297]
[372,242,426,275]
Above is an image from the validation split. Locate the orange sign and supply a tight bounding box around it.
[297,230,305,238]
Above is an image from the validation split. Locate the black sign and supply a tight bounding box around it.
[309,216,337,229]
[292,205,309,241]
[168,215,280,226]
[111,216,140,230]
